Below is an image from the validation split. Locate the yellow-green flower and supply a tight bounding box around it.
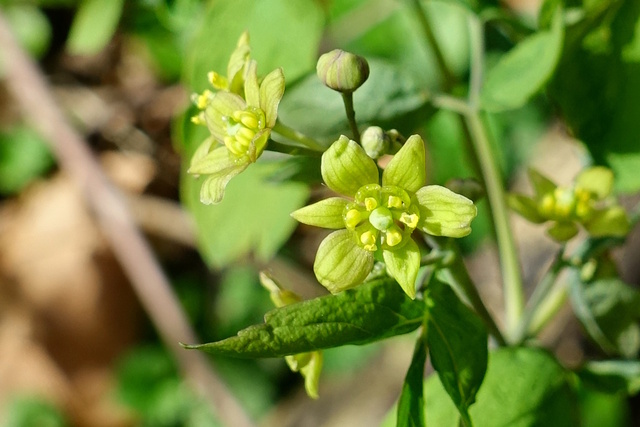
[260,272,323,399]
[188,60,285,204]
[291,135,477,298]
[508,167,630,241]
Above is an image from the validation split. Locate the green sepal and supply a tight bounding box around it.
[382,134,426,193]
[286,351,323,399]
[528,168,556,199]
[243,59,260,108]
[321,136,379,197]
[188,136,217,175]
[260,67,285,128]
[260,271,301,308]
[291,197,348,229]
[383,238,421,299]
[547,221,579,241]
[584,206,630,238]
[314,229,374,293]
[507,194,545,223]
[198,161,249,205]
[226,31,250,94]
[183,278,425,357]
[415,185,477,238]
[204,92,245,142]
[576,166,614,199]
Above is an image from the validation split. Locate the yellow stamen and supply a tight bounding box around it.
[238,127,255,140]
[360,230,377,250]
[364,197,378,211]
[385,228,403,247]
[240,113,259,129]
[388,195,403,209]
[400,212,419,229]
[345,209,361,228]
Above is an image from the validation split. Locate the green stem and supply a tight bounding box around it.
[513,247,566,343]
[341,91,360,142]
[272,121,325,151]
[529,282,568,337]
[411,0,456,91]
[266,140,322,157]
[464,112,524,340]
[439,242,507,346]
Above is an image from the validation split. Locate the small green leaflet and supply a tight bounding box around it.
[397,328,428,427]
[183,278,425,358]
[578,360,640,396]
[426,279,488,426]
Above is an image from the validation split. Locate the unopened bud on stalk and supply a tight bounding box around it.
[361,126,389,159]
[316,49,370,93]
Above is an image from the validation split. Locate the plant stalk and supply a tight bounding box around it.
[273,120,325,151]
[341,91,361,142]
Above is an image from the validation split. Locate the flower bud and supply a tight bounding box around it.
[361,126,389,159]
[316,49,369,93]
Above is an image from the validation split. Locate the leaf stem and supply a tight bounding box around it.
[272,120,325,151]
[341,91,361,142]
[410,0,456,91]
[267,140,322,157]
[513,247,566,343]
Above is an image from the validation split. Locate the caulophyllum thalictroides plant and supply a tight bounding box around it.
[182,23,637,427]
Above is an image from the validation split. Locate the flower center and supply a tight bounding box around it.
[223,107,266,157]
[343,184,420,252]
[537,186,595,222]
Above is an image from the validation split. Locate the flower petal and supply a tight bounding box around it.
[585,206,630,237]
[204,92,246,142]
[382,134,426,192]
[291,197,349,228]
[192,147,249,204]
[415,185,477,238]
[314,229,374,293]
[321,135,379,197]
[546,221,578,241]
[260,67,285,128]
[576,166,614,199]
[188,145,231,175]
[248,128,270,162]
[300,351,322,399]
[244,59,260,108]
[383,239,420,299]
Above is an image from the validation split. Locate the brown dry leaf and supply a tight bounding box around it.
[0,173,141,427]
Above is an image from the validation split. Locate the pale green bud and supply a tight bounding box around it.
[316,49,370,93]
[361,126,389,159]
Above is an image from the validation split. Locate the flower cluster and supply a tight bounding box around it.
[292,134,477,298]
[508,167,630,241]
[188,32,285,204]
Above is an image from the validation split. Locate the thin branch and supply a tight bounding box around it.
[0,12,255,427]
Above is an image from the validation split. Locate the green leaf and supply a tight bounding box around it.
[0,125,54,195]
[313,229,374,293]
[396,331,427,427]
[579,360,640,395]
[426,280,488,425]
[184,278,425,357]
[185,0,323,91]
[182,153,309,267]
[321,135,379,197]
[382,134,426,193]
[480,4,564,112]
[424,347,579,427]
[66,0,124,55]
[548,0,640,192]
[290,197,349,229]
[569,275,640,358]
